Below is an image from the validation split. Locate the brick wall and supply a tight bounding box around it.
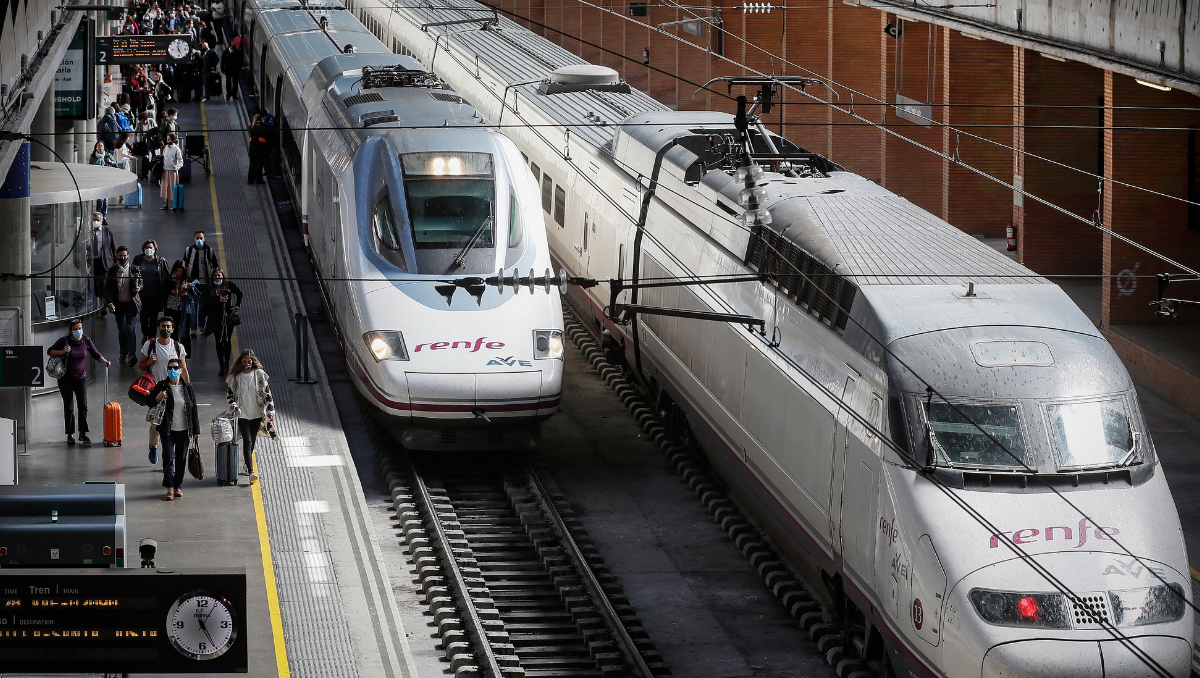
[1102,72,1200,327]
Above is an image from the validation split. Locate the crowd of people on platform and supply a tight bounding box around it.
[49,0,277,498]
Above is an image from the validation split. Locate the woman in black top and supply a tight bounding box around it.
[202,268,243,377]
[150,357,199,500]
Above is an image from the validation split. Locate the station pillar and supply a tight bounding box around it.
[31,85,56,163]
[0,143,32,443]
[55,120,76,164]
[1013,49,1103,274]
[939,33,1012,236]
[1101,72,1200,327]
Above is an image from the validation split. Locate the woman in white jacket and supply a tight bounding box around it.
[160,134,184,211]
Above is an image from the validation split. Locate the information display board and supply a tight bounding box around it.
[0,347,45,387]
[0,569,247,673]
[96,35,195,65]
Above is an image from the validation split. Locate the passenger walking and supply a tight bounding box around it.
[89,214,116,315]
[160,133,183,211]
[47,319,111,445]
[139,316,189,462]
[104,246,142,366]
[183,231,219,330]
[150,357,199,500]
[225,350,277,485]
[247,114,268,184]
[220,43,243,100]
[133,240,170,343]
[98,107,121,151]
[202,269,241,377]
[163,261,196,355]
[90,141,118,218]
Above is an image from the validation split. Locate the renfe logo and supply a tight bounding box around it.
[413,337,504,353]
[990,519,1121,549]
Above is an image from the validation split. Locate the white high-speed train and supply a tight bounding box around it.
[243,0,565,450]
[349,1,1195,676]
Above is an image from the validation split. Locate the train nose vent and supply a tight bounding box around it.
[440,430,456,444]
[1071,594,1112,628]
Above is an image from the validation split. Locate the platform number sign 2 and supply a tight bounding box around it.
[0,346,44,387]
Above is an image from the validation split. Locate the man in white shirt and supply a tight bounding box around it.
[138,316,189,459]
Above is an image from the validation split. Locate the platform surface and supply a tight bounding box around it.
[13,98,416,678]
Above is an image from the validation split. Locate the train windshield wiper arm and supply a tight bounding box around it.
[449,215,493,272]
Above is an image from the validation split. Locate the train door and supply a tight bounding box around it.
[829,375,857,559]
[841,392,883,584]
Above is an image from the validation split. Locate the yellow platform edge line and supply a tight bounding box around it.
[1191,566,1200,583]
[201,103,289,678]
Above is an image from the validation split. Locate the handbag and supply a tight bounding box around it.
[211,407,237,443]
[146,400,166,425]
[225,310,241,327]
[45,336,70,379]
[187,440,204,480]
[166,292,184,310]
[129,372,156,406]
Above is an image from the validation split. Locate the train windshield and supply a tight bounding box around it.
[1046,399,1135,468]
[924,402,1029,469]
[401,152,495,251]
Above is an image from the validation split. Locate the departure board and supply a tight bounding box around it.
[0,569,246,673]
[95,36,195,65]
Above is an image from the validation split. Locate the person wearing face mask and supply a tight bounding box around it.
[202,269,242,377]
[89,214,116,315]
[47,319,111,445]
[183,231,219,333]
[225,350,276,485]
[160,133,184,211]
[133,240,170,344]
[104,246,143,365]
[139,316,189,462]
[90,141,118,219]
[150,358,199,500]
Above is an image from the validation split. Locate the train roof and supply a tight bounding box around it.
[257,7,366,35]
[272,28,390,89]
[398,3,668,150]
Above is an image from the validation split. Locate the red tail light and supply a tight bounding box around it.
[1017,596,1038,619]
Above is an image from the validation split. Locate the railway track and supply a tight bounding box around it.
[372,426,669,678]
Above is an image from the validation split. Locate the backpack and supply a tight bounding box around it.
[128,372,156,406]
[117,113,133,131]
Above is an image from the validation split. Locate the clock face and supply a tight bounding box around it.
[165,591,238,660]
[168,39,190,59]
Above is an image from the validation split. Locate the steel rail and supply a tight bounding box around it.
[523,464,659,678]
[407,456,506,678]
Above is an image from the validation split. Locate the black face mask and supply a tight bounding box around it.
[158,328,171,339]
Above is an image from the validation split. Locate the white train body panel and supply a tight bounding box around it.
[244,0,564,449]
[352,0,1193,674]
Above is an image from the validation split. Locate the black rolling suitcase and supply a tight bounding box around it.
[215,441,239,485]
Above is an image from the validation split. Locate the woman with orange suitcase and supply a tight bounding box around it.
[47,318,112,445]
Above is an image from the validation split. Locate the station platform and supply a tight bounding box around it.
[14,99,417,678]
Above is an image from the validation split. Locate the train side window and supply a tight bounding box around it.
[508,193,522,247]
[372,195,408,271]
[887,395,910,455]
[553,185,566,227]
[530,161,541,183]
[541,174,553,213]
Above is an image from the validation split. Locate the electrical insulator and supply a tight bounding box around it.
[742,3,774,12]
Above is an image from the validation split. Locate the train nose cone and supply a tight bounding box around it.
[982,636,1191,678]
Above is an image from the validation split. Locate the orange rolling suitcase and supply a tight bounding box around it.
[103,366,122,447]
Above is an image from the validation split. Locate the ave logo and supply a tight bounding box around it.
[487,356,532,367]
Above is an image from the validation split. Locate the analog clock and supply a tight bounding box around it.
[167,38,191,60]
[165,591,238,660]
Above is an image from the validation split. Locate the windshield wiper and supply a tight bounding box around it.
[449,215,493,272]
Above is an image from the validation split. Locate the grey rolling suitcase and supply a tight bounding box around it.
[216,441,239,485]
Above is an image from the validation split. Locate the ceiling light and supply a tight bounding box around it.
[1135,79,1172,91]
[1037,51,1065,62]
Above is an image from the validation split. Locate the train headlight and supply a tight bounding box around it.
[968,589,1071,629]
[533,330,564,360]
[1109,584,1186,627]
[364,331,409,362]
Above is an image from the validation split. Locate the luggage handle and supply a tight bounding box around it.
[104,364,109,403]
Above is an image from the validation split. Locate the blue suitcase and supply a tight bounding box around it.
[173,184,185,211]
[124,183,143,208]
[216,441,239,485]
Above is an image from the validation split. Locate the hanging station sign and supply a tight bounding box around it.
[95,35,195,65]
[55,20,96,120]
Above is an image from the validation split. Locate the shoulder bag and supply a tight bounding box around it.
[46,337,69,379]
[146,400,166,425]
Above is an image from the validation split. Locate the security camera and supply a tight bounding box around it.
[139,538,157,568]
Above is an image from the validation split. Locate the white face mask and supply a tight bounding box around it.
[93,220,103,229]
[144,247,155,257]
